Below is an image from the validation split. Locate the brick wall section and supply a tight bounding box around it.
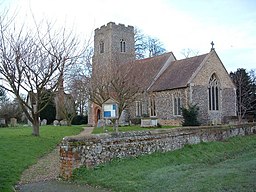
[60,124,256,179]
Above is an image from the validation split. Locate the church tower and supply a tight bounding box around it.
[93,22,135,73]
[89,22,135,126]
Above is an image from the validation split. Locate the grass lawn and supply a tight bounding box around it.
[72,134,256,192]
[0,125,83,192]
[92,125,178,134]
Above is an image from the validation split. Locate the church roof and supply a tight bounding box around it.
[148,53,209,91]
[130,52,175,90]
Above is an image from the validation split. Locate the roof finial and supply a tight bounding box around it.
[211,41,215,51]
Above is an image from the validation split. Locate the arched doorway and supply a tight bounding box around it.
[94,107,101,126]
[97,109,101,122]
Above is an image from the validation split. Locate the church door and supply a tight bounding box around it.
[96,109,101,122]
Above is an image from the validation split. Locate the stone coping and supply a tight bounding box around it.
[63,123,256,142]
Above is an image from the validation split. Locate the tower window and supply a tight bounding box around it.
[120,39,126,52]
[99,41,104,53]
[208,74,220,111]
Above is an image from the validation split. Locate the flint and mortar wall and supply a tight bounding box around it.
[60,124,256,179]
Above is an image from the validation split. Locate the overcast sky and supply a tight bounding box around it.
[1,0,256,72]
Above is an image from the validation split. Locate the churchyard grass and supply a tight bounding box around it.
[92,125,177,134]
[0,125,83,192]
[72,134,256,192]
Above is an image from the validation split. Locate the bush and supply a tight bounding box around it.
[157,123,162,128]
[72,115,88,125]
[182,105,200,126]
[130,117,141,125]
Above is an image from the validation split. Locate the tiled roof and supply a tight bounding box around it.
[148,53,209,92]
[129,52,174,90]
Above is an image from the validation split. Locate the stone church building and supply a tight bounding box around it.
[88,22,236,126]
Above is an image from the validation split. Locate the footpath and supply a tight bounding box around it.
[16,127,110,192]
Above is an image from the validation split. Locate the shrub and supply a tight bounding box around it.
[157,122,162,128]
[182,105,200,126]
[72,115,88,125]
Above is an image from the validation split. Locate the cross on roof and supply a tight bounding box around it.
[211,41,215,51]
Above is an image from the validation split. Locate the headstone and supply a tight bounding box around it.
[53,120,60,126]
[41,119,47,126]
[119,110,129,126]
[10,118,17,127]
[60,120,68,126]
[0,118,6,127]
[27,120,32,126]
[97,119,105,128]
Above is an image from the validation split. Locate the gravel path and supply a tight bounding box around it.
[19,147,60,184]
[16,127,110,192]
[19,127,94,184]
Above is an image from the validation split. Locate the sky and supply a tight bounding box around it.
[1,0,256,72]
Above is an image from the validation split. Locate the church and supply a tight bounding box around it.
[88,22,236,126]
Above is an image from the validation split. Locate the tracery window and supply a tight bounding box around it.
[150,97,156,117]
[120,39,126,52]
[174,97,182,116]
[208,74,220,110]
[173,92,182,116]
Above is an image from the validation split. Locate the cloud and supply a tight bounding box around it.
[2,0,255,71]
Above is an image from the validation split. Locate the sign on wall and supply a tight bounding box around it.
[102,99,119,119]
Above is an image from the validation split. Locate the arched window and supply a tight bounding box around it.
[120,39,126,52]
[173,93,182,116]
[135,101,142,117]
[99,41,104,53]
[208,74,220,110]
[149,97,156,117]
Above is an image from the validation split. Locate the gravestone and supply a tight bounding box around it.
[0,118,6,127]
[60,120,67,126]
[10,118,17,127]
[41,119,47,126]
[97,119,105,128]
[53,120,60,126]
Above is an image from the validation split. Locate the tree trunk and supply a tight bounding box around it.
[114,118,119,132]
[32,118,40,136]
[67,120,72,126]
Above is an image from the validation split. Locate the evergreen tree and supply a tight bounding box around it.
[182,105,200,126]
[230,68,256,122]
[39,90,56,124]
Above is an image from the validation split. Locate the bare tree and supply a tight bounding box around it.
[134,28,147,59]
[0,97,23,125]
[89,57,141,129]
[69,77,90,116]
[55,91,76,126]
[147,37,166,57]
[0,16,86,136]
[89,68,111,107]
[110,63,140,123]
[181,48,199,58]
[66,46,93,116]
[134,27,166,59]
